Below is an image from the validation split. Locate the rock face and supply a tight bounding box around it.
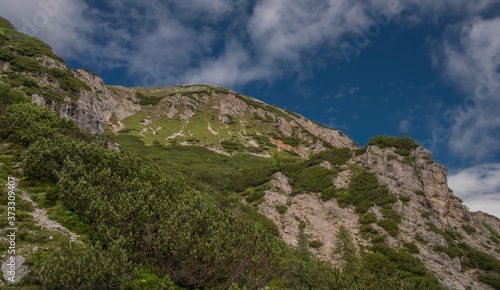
[37,69,140,135]
[4,37,354,155]
[259,172,362,263]
[1,256,29,283]
[96,85,357,156]
[257,146,500,290]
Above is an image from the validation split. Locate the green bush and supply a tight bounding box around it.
[36,239,136,289]
[434,245,462,259]
[359,213,377,224]
[415,236,428,244]
[0,83,31,107]
[360,225,379,238]
[363,244,438,285]
[245,187,266,204]
[462,224,477,235]
[321,186,340,201]
[10,55,44,72]
[135,92,163,106]
[394,149,410,157]
[483,222,500,241]
[459,243,500,273]
[354,147,367,156]
[377,220,399,236]
[478,274,500,289]
[247,146,264,153]
[380,206,402,223]
[22,134,89,182]
[0,47,16,62]
[53,142,285,288]
[402,156,416,167]
[404,242,420,254]
[399,195,411,203]
[371,234,386,244]
[3,72,40,92]
[308,147,351,166]
[387,154,398,161]
[367,135,420,151]
[0,103,89,147]
[414,190,425,196]
[281,136,301,147]
[293,165,332,194]
[309,240,323,248]
[221,140,243,152]
[58,74,91,94]
[276,205,288,214]
[344,168,397,213]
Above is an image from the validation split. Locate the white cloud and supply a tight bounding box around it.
[347,86,361,96]
[0,0,498,89]
[448,163,500,218]
[0,0,406,88]
[325,107,337,114]
[398,119,411,133]
[431,16,500,160]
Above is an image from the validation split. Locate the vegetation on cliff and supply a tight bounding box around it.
[1,16,499,289]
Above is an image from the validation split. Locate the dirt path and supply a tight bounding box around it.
[20,192,79,241]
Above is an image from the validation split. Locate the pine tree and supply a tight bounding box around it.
[332,225,359,273]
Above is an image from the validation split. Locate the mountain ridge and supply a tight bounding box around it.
[1,16,500,289]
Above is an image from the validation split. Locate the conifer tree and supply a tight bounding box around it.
[332,225,359,273]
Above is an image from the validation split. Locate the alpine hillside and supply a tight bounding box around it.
[1,16,500,290]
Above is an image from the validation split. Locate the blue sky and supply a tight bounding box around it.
[1,0,500,217]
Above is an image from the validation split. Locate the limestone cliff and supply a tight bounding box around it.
[258,145,500,289]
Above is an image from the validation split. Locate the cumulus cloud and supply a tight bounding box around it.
[448,163,500,218]
[0,0,406,88]
[1,0,498,89]
[431,16,500,160]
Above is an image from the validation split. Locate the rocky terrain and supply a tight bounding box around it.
[1,16,500,289]
[259,146,500,289]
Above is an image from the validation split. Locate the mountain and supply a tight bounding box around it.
[1,16,500,289]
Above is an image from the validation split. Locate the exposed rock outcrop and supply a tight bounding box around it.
[257,145,500,290]
[1,256,29,284]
